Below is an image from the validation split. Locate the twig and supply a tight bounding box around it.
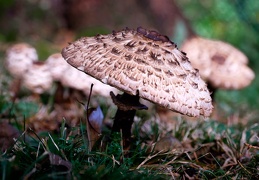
[76,84,99,134]
[136,151,163,169]
[86,84,94,123]
[244,142,259,150]
[28,127,47,150]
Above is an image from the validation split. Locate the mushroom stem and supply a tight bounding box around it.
[10,78,22,102]
[112,107,136,146]
[110,92,148,147]
[53,81,66,104]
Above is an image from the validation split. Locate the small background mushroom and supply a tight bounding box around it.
[181,36,255,92]
[5,43,39,101]
[5,43,38,78]
[23,61,53,95]
[45,53,70,82]
[60,63,119,98]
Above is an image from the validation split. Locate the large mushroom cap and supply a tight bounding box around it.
[5,43,38,77]
[62,27,213,117]
[23,62,53,94]
[181,36,255,89]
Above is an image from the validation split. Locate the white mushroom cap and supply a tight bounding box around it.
[82,77,119,97]
[61,65,118,97]
[23,62,53,94]
[62,27,213,117]
[181,36,255,89]
[46,53,117,97]
[5,43,38,78]
[45,53,70,81]
[61,65,91,90]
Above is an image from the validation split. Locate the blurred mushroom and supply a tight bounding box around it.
[45,53,71,104]
[62,27,213,147]
[60,65,92,101]
[45,53,70,81]
[181,36,255,97]
[61,64,119,98]
[5,43,38,77]
[5,43,38,100]
[45,53,117,104]
[81,75,119,98]
[23,62,53,95]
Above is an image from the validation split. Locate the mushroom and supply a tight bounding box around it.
[45,53,118,104]
[5,43,39,100]
[81,75,119,98]
[45,53,70,81]
[23,62,53,94]
[61,27,213,147]
[181,36,255,96]
[61,64,119,98]
[45,53,72,104]
[5,43,38,77]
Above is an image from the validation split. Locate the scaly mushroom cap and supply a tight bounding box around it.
[5,43,38,77]
[181,36,255,89]
[62,27,213,117]
[45,53,70,81]
[23,62,53,94]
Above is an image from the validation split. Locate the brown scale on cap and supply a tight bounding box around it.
[137,27,170,42]
[62,27,213,117]
[211,54,226,65]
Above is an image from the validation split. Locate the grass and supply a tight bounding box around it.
[0,78,259,180]
[1,91,258,179]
